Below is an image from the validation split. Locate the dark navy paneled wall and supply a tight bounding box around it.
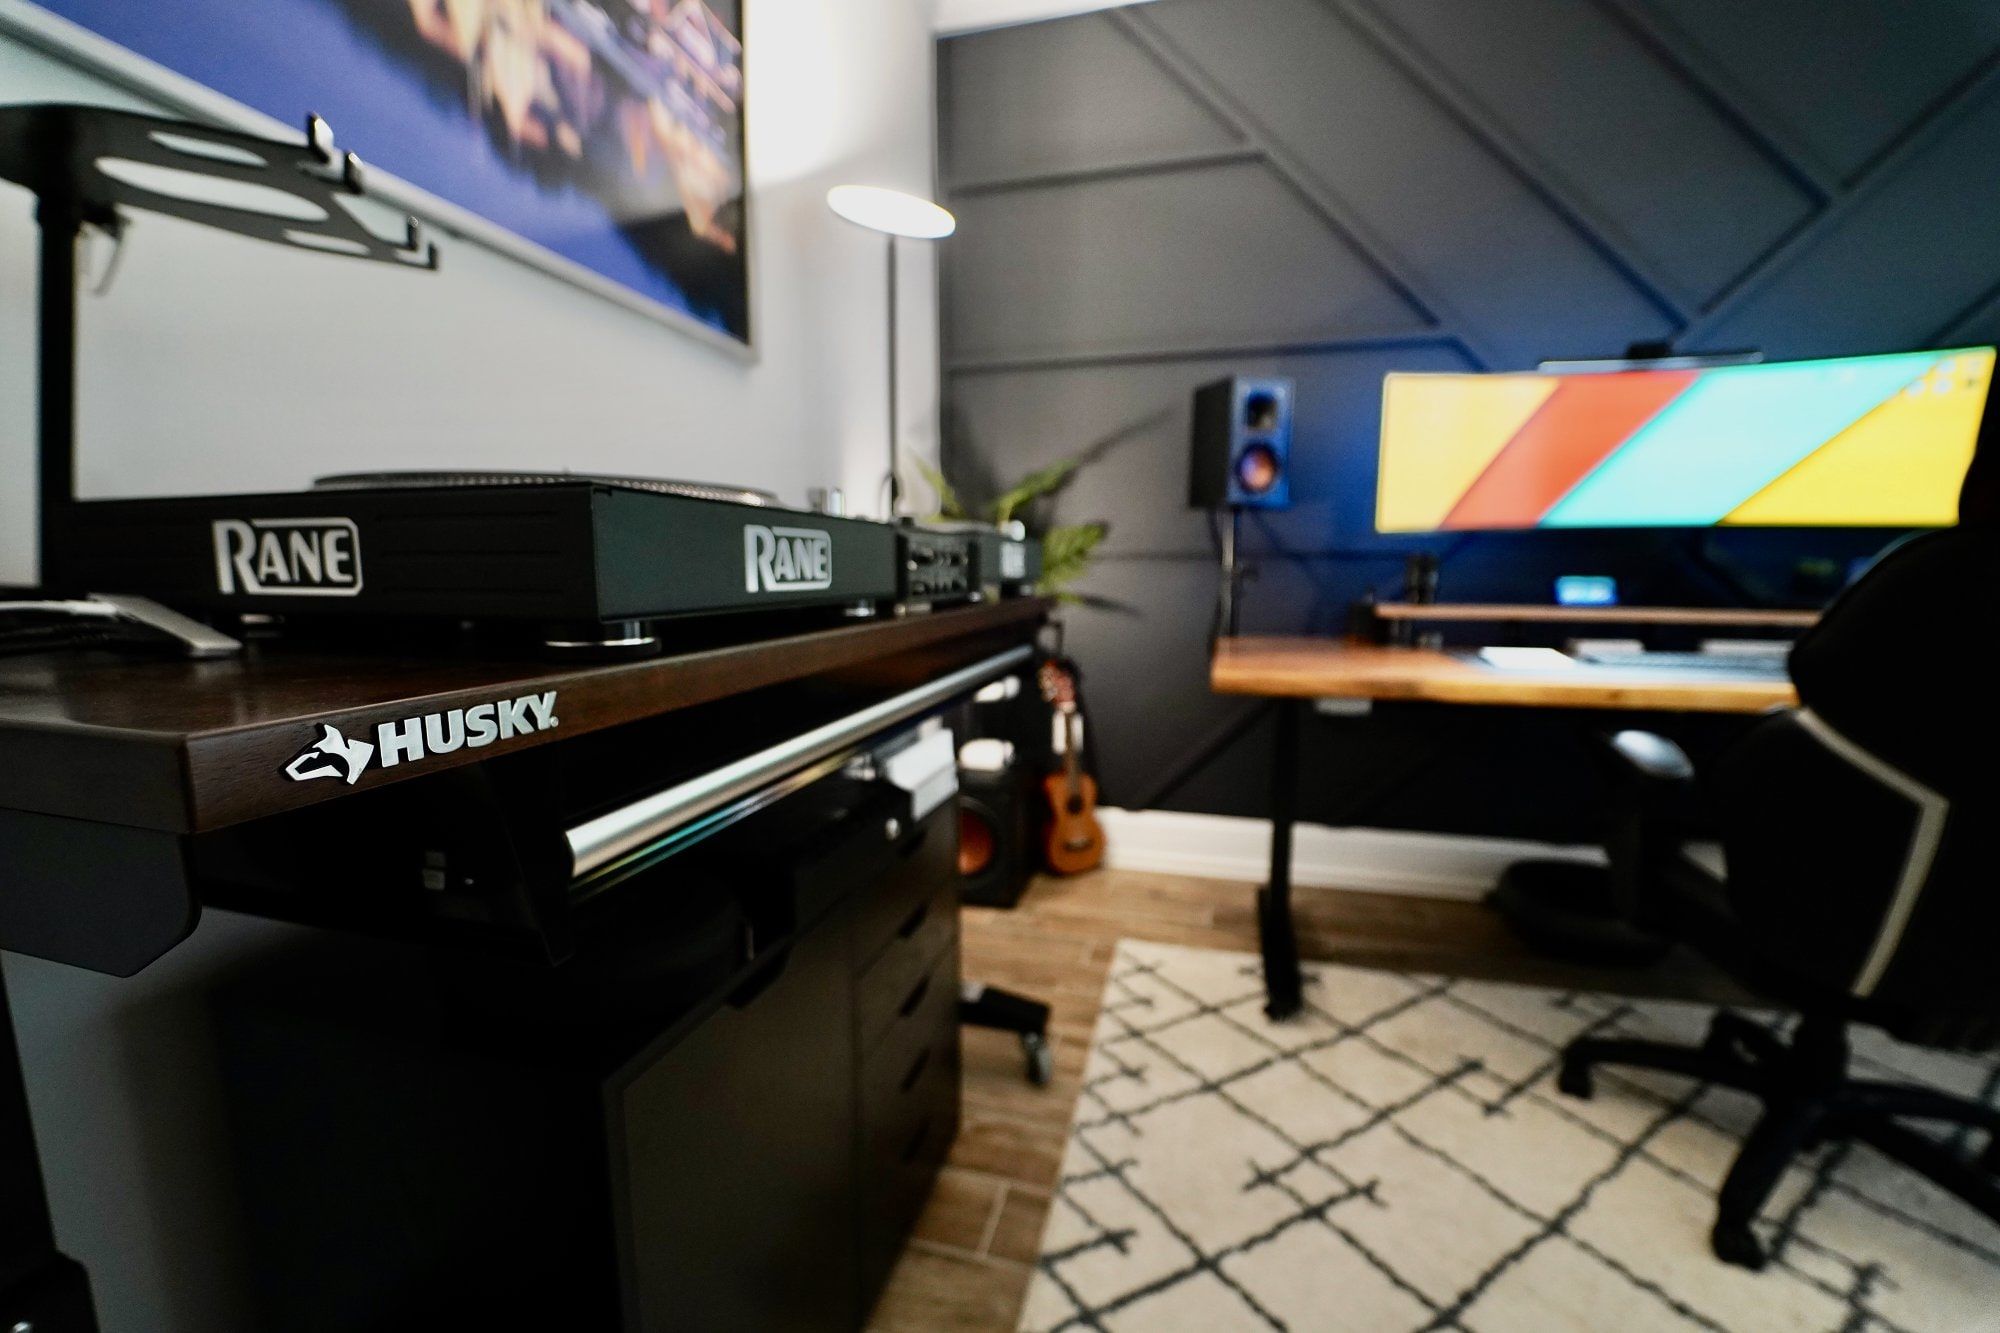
[937,0,2000,837]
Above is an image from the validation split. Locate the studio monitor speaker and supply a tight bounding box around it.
[1189,375,1294,510]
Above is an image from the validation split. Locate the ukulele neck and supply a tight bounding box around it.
[1059,705,1082,794]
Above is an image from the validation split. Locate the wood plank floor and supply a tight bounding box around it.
[865,867,1741,1333]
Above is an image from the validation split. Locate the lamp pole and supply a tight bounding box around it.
[825,186,955,522]
[886,232,899,517]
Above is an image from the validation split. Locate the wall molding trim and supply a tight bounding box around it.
[1098,807,1606,901]
[934,0,1156,38]
[944,327,1462,375]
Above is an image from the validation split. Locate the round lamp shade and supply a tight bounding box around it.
[826,185,956,239]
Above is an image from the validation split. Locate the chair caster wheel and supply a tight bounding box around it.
[1711,1220,1767,1270]
[1023,1033,1053,1087]
[1557,1060,1593,1100]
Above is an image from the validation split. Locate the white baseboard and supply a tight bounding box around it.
[1097,807,1606,901]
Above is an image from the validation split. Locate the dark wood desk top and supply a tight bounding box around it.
[0,599,1047,834]
[1211,637,1796,714]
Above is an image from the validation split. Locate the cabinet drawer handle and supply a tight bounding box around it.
[898,973,931,1019]
[902,1115,933,1164]
[900,1046,931,1093]
[896,898,930,940]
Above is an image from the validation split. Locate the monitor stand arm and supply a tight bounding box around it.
[32,196,240,658]
[1670,533,1777,611]
[6,103,439,658]
[36,196,86,595]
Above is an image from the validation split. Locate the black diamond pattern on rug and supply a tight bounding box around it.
[1020,941,2000,1332]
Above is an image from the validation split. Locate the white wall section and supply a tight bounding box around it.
[0,0,943,584]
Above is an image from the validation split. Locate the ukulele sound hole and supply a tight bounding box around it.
[1065,795,1084,814]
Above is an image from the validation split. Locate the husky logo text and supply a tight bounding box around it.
[744,524,832,593]
[213,518,363,596]
[281,692,559,784]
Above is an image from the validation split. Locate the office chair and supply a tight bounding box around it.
[1557,455,2000,1271]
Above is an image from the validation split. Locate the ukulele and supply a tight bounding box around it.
[1038,659,1104,875]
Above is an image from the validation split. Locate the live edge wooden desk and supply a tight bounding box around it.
[1211,636,1798,1020]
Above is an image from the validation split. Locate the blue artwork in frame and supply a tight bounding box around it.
[5,0,751,345]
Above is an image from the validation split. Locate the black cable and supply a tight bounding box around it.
[1204,508,1226,647]
[0,622,145,658]
[1125,699,1275,812]
[0,614,163,658]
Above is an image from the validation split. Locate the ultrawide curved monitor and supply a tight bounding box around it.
[1376,347,1995,532]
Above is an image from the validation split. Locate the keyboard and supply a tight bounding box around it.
[1574,648,1790,677]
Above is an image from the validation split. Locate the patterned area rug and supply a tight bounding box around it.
[1020,940,2000,1332]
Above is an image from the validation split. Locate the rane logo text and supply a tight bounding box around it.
[213,517,363,596]
[744,524,832,593]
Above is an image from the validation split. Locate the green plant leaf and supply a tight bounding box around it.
[990,456,1082,526]
[911,456,968,520]
[924,448,1108,597]
[1038,522,1106,593]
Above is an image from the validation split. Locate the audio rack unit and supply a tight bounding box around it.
[896,526,976,607]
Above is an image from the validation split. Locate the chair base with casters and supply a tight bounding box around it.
[1561,1008,2000,1270]
[1488,859,1673,966]
[961,981,1053,1085]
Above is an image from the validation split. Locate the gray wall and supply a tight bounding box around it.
[937,0,2000,836]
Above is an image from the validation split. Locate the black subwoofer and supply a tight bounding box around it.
[957,762,1033,910]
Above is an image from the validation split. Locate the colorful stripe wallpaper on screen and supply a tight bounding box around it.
[1376,348,1995,532]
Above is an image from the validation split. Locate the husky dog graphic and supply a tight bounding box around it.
[284,724,375,785]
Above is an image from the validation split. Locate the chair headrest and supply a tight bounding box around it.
[1961,408,1998,526]
[1791,399,1997,787]
[1790,524,1998,794]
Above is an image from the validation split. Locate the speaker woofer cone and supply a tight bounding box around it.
[1235,442,1282,496]
[958,803,998,877]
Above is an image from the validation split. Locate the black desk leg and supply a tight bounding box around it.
[0,960,98,1332]
[1259,699,1305,1020]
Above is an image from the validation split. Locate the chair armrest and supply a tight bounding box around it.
[1607,728,1695,785]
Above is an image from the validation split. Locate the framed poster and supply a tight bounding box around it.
[0,0,752,349]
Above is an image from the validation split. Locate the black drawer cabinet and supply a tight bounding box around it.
[856,879,960,1052]
[851,813,953,977]
[212,770,963,1332]
[621,905,861,1333]
[852,812,963,1303]
[858,944,962,1296]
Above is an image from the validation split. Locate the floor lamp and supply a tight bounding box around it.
[826,185,956,518]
